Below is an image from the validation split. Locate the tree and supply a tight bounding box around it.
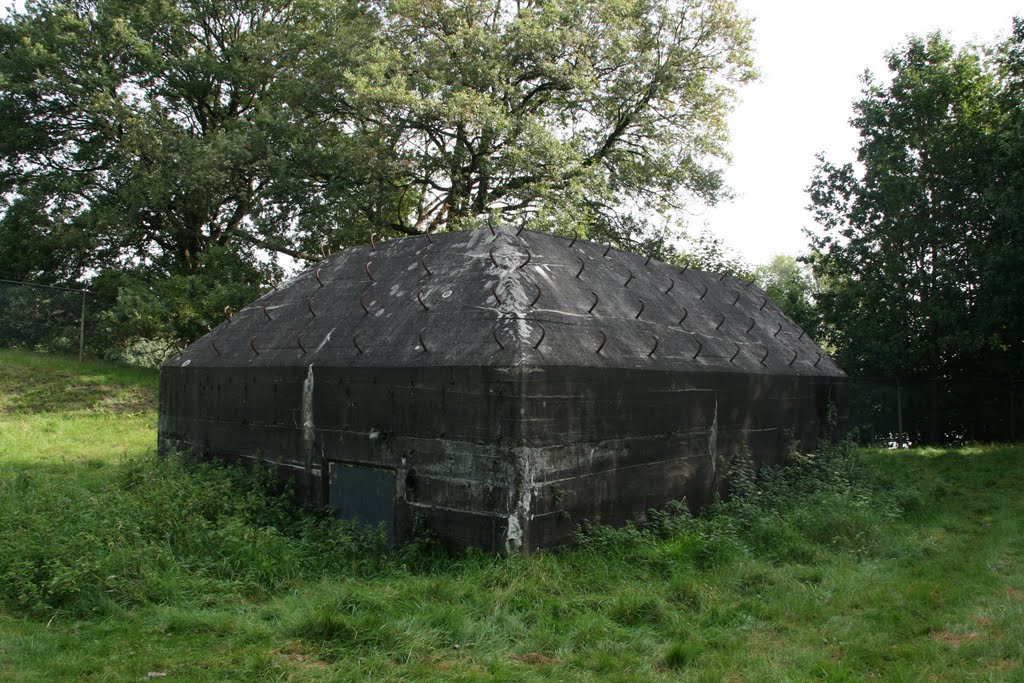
[1,0,754,348]
[340,0,755,247]
[807,25,1024,440]
[754,254,820,340]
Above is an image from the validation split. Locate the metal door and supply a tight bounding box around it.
[328,463,395,544]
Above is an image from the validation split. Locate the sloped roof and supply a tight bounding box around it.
[165,225,843,376]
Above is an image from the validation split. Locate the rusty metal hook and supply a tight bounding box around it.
[773,323,782,338]
[624,269,635,287]
[516,224,526,236]
[364,261,374,281]
[424,230,433,244]
[680,265,689,275]
[211,338,221,356]
[714,312,725,330]
[491,283,503,306]
[360,293,369,315]
[250,337,260,356]
[603,244,612,257]
[644,254,653,266]
[315,268,323,288]
[665,278,675,294]
[595,330,607,354]
[699,282,708,300]
[353,334,363,355]
[798,329,806,341]
[416,289,429,311]
[568,231,579,248]
[297,334,307,355]
[634,298,644,320]
[692,337,703,360]
[533,324,546,350]
[307,298,317,319]
[745,317,755,334]
[492,327,504,350]
[370,233,377,252]
[418,331,428,352]
[759,296,768,311]
[719,272,728,281]
[530,282,542,307]
[648,336,659,357]
[320,242,330,258]
[519,249,531,270]
[760,347,769,366]
[489,247,500,269]
[421,254,431,277]
[576,257,585,279]
[731,290,741,306]
[678,306,688,325]
[262,303,272,321]
[814,352,822,368]
[587,291,598,314]
[730,343,741,364]
[223,305,233,322]
[789,349,798,366]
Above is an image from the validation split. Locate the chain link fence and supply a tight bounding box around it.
[847,377,1022,446]
[0,278,112,359]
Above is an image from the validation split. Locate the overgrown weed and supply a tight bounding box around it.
[0,453,391,618]
[576,435,921,567]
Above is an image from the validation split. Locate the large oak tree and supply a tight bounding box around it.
[0,0,753,345]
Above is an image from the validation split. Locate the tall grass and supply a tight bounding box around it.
[0,454,393,618]
[2,351,1021,681]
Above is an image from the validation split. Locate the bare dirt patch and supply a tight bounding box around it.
[930,630,981,646]
[511,652,560,666]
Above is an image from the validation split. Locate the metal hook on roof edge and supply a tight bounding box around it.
[533,324,546,350]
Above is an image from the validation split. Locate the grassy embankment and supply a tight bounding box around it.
[0,348,1022,681]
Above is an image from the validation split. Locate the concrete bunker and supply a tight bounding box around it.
[159,226,846,552]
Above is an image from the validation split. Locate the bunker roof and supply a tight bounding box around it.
[165,225,843,377]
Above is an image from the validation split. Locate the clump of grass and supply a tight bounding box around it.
[662,639,703,669]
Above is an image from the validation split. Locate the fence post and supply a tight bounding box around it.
[1011,380,1017,443]
[896,378,903,441]
[78,290,86,362]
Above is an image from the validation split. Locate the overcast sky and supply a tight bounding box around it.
[698,0,1020,266]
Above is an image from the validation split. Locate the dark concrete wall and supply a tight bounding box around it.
[160,364,528,552]
[516,367,845,550]
[160,361,845,553]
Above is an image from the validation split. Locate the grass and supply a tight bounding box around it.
[0,348,1022,681]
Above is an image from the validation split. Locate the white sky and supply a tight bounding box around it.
[696,0,1020,266]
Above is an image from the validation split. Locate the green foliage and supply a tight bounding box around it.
[4,352,1024,680]
[808,24,1024,379]
[1,0,756,354]
[0,453,389,617]
[92,245,278,360]
[343,0,755,247]
[754,254,821,340]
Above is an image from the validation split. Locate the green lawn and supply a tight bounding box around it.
[0,349,1022,681]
